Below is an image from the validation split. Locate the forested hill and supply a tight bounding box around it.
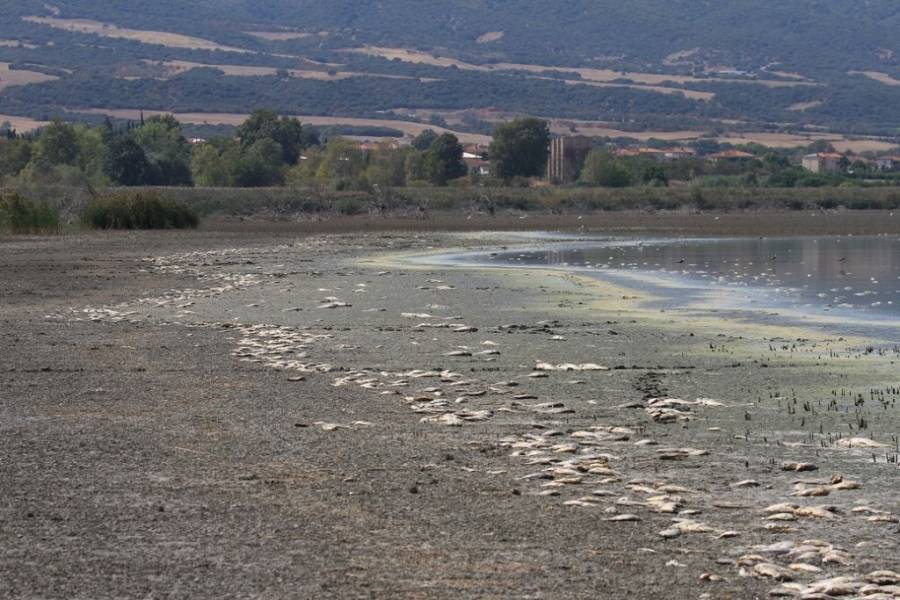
[11,0,900,73]
[1,0,899,138]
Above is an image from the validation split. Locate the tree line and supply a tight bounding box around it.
[0,111,552,190]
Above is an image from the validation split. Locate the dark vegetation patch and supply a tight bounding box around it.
[82,191,198,229]
[0,191,59,233]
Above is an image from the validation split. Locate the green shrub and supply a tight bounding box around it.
[82,192,199,229]
[0,192,59,234]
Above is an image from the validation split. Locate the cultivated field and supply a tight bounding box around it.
[849,70,900,86]
[786,101,824,112]
[245,31,312,42]
[346,46,817,92]
[73,108,493,144]
[0,113,50,132]
[23,16,251,53]
[147,60,435,83]
[0,40,39,49]
[0,62,57,92]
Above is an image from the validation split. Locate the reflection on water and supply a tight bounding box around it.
[468,236,900,333]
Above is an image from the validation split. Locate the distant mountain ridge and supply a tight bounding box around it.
[1,1,899,139]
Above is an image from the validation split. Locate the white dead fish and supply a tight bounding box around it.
[535,361,609,372]
[833,437,889,449]
[752,563,794,581]
[782,462,818,472]
[606,514,641,522]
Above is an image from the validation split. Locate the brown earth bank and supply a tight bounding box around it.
[1,225,899,599]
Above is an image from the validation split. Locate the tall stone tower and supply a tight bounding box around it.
[547,136,593,183]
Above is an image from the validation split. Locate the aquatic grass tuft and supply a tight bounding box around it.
[82,192,199,230]
[0,192,60,234]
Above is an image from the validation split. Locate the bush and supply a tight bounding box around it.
[82,192,199,230]
[0,192,59,234]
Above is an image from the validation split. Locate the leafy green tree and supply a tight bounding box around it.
[404,150,426,183]
[71,125,108,183]
[489,118,550,181]
[190,140,241,187]
[579,150,634,187]
[285,148,323,188]
[35,120,79,166]
[237,109,306,165]
[640,162,669,186]
[365,147,409,187]
[424,133,466,186]
[0,138,33,181]
[234,138,285,187]
[315,138,367,189]
[104,136,151,186]
[132,115,192,186]
[412,129,439,151]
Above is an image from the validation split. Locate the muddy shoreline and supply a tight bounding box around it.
[2,223,899,599]
[202,209,900,237]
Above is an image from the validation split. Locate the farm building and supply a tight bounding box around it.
[875,156,900,171]
[707,149,756,162]
[802,152,844,173]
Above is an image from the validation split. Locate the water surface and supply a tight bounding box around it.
[454,235,900,339]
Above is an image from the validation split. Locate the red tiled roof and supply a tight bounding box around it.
[708,150,755,159]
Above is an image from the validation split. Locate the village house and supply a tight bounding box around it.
[802,152,844,174]
[462,144,488,160]
[707,149,756,162]
[661,147,696,161]
[463,157,491,176]
[613,147,696,162]
[875,156,900,171]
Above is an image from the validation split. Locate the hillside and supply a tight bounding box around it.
[1,0,899,143]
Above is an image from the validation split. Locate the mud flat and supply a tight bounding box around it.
[2,227,899,599]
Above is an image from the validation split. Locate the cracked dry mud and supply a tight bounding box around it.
[2,229,899,599]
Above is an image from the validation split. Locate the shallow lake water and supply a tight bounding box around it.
[453,235,900,340]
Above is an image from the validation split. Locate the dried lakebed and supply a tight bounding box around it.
[3,231,900,599]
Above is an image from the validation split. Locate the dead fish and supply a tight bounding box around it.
[606,514,641,522]
[453,326,479,333]
[867,514,899,523]
[865,571,900,585]
[420,414,464,426]
[789,563,822,574]
[768,583,806,597]
[315,422,350,431]
[535,362,609,372]
[782,462,818,472]
[564,498,600,507]
[802,576,862,595]
[659,528,682,539]
[833,437,889,449]
[766,513,798,521]
[794,506,837,520]
[753,541,796,555]
[753,563,794,581]
[319,301,351,309]
[673,519,715,534]
[444,350,472,357]
[731,479,760,488]
[820,550,853,566]
[763,502,799,514]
